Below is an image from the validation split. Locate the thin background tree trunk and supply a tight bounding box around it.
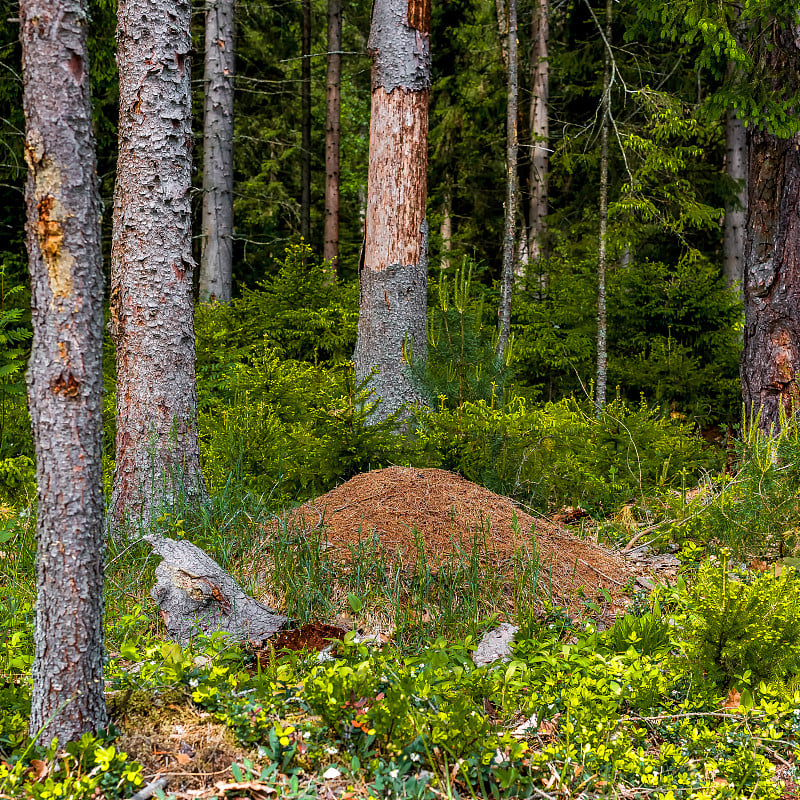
[595,0,612,416]
[324,0,342,273]
[440,184,453,270]
[528,0,548,265]
[496,0,518,360]
[724,107,747,294]
[301,0,311,241]
[21,0,107,741]
[200,0,236,303]
[354,0,431,421]
[741,18,800,436]
[110,0,206,525]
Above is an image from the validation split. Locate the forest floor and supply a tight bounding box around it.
[1,468,798,800]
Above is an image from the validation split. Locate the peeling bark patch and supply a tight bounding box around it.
[50,372,81,398]
[364,87,428,271]
[368,0,431,92]
[67,52,84,84]
[36,192,75,299]
[407,0,430,33]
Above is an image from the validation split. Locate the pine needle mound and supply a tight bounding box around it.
[283,466,632,604]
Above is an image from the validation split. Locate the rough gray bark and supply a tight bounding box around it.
[301,0,311,242]
[595,0,612,417]
[110,0,206,527]
[21,0,108,742]
[495,0,518,361]
[147,536,287,644]
[741,18,800,436]
[324,0,342,272]
[354,0,431,421]
[724,108,747,294]
[200,0,236,304]
[527,0,548,266]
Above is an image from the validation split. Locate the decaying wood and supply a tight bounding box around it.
[363,88,429,272]
[146,535,287,644]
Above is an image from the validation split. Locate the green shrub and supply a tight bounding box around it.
[512,253,741,425]
[195,242,358,371]
[409,261,511,409]
[0,455,35,506]
[671,418,800,557]
[604,600,672,657]
[679,555,800,688]
[198,347,415,502]
[414,394,710,512]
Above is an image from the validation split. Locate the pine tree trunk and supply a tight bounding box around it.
[595,0,612,416]
[741,19,800,436]
[110,0,206,526]
[354,0,431,421]
[200,0,236,304]
[723,108,746,294]
[21,0,107,742]
[496,0,518,360]
[301,0,311,242]
[324,0,342,273]
[528,0,548,264]
[440,186,453,270]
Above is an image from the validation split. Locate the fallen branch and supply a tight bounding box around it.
[127,775,168,800]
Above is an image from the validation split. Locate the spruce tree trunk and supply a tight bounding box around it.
[200,0,236,304]
[324,0,342,272]
[595,0,612,416]
[723,108,746,294]
[528,0,548,264]
[741,19,800,436]
[496,0,518,361]
[20,0,107,742]
[301,0,311,242]
[110,0,206,526]
[354,0,431,421]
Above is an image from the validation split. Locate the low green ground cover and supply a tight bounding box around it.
[2,499,800,799]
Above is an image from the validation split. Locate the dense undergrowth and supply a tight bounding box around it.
[2,246,800,797]
[3,534,800,799]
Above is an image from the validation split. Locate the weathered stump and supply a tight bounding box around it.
[146,535,287,644]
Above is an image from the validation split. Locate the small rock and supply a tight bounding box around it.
[472,623,519,667]
[322,767,341,780]
[512,714,538,737]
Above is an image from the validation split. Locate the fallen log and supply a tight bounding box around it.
[145,534,287,644]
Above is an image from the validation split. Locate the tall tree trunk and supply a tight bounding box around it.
[595,0,612,416]
[723,107,747,294]
[354,0,431,421]
[324,0,342,273]
[199,0,236,304]
[111,0,206,526]
[440,185,453,270]
[21,0,107,742]
[528,0,548,264]
[496,0,518,360]
[301,0,311,241]
[741,19,800,436]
